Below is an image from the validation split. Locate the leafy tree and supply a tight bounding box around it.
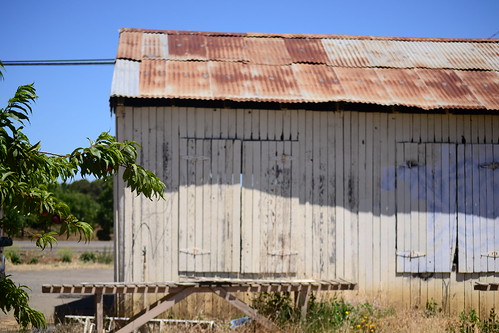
[0,62,165,328]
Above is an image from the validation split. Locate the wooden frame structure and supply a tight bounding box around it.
[43,278,356,333]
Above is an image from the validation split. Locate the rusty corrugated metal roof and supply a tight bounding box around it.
[111,28,499,111]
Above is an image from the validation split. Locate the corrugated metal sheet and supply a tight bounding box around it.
[111,29,499,111]
[142,33,168,60]
[111,59,139,97]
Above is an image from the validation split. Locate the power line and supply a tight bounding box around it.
[488,30,499,39]
[2,59,115,66]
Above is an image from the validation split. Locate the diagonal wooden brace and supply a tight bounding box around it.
[113,287,195,333]
[211,287,277,331]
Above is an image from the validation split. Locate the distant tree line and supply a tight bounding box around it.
[5,177,113,240]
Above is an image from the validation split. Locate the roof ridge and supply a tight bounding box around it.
[119,28,499,43]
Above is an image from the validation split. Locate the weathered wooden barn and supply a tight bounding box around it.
[110,28,499,314]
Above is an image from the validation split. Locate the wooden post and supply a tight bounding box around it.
[114,287,194,333]
[295,285,311,319]
[211,287,277,331]
[95,291,104,333]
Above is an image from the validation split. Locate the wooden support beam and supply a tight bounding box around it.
[211,287,277,331]
[295,285,311,318]
[113,287,194,333]
[94,292,104,333]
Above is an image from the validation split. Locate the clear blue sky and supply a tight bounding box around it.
[1,0,498,159]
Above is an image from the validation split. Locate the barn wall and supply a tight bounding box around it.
[115,105,499,314]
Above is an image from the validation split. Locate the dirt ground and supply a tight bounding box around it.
[0,241,114,329]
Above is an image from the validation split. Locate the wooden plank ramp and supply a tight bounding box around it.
[43,279,356,333]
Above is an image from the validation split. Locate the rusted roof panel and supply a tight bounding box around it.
[244,38,292,65]
[142,33,169,60]
[209,62,255,99]
[333,67,391,105]
[112,29,499,111]
[455,70,499,110]
[139,60,167,97]
[246,64,301,100]
[116,31,143,60]
[163,61,212,99]
[321,39,374,68]
[168,33,208,60]
[292,64,347,101]
[206,36,248,62]
[415,69,482,109]
[284,39,330,64]
[375,68,437,108]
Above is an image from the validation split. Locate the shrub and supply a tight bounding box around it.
[453,308,499,333]
[4,247,22,265]
[28,257,39,264]
[96,249,113,264]
[58,248,73,263]
[252,292,380,332]
[80,251,97,263]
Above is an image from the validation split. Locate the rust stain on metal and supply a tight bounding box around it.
[415,69,481,108]
[113,28,499,111]
[292,64,346,101]
[375,68,436,108]
[209,62,255,99]
[244,38,292,65]
[168,34,208,60]
[139,60,167,97]
[333,67,391,104]
[205,36,248,62]
[284,38,330,64]
[164,61,211,99]
[455,71,499,110]
[117,31,143,60]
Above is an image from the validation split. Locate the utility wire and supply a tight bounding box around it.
[2,59,115,66]
[488,31,499,39]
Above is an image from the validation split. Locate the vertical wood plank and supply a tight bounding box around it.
[357,111,367,289]
[170,107,180,280]
[290,140,300,275]
[342,111,354,281]
[379,112,390,291]
[202,139,212,273]
[304,111,314,276]
[312,112,321,277]
[232,140,242,273]
[385,114,398,299]
[132,108,143,281]
[297,110,307,278]
[260,140,270,274]
[326,111,336,279]
[241,140,253,273]
[223,139,234,272]
[251,140,261,273]
[282,140,293,273]
[335,111,346,280]
[209,140,220,272]
[365,112,374,292]
[186,138,196,273]
[372,113,381,289]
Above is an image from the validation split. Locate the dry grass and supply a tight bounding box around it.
[6,261,112,272]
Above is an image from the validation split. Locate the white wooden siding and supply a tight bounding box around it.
[116,107,499,314]
[395,143,458,273]
[458,144,499,273]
